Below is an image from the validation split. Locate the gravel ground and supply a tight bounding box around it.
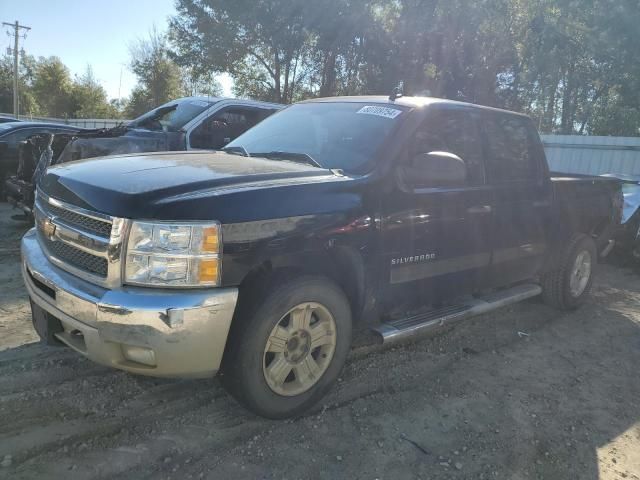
[0,201,639,480]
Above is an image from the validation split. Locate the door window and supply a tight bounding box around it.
[410,109,485,186]
[189,108,265,150]
[484,114,539,183]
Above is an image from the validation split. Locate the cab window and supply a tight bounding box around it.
[408,108,486,186]
[484,114,539,183]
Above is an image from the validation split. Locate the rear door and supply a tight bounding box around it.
[482,112,552,285]
[380,106,494,308]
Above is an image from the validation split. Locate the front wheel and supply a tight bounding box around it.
[541,234,597,310]
[220,275,352,419]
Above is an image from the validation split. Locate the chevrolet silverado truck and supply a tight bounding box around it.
[5,97,282,216]
[21,96,622,418]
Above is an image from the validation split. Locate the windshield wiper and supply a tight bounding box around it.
[222,145,250,157]
[251,151,323,168]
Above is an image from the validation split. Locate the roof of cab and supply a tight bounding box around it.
[301,95,529,117]
[184,96,283,108]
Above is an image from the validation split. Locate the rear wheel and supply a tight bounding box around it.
[541,234,597,310]
[221,275,352,419]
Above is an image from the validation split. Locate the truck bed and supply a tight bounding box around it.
[550,172,622,252]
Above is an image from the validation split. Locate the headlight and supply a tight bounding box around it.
[124,221,221,287]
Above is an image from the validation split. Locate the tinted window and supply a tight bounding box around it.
[410,108,485,185]
[484,114,537,182]
[190,108,266,150]
[226,102,406,173]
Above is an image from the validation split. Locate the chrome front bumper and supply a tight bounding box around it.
[21,228,238,378]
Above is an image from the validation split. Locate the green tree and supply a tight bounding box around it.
[32,56,73,117]
[170,0,310,103]
[168,0,640,135]
[127,28,185,117]
[181,68,223,97]
[0,53,41,116]
[68,65,117,118]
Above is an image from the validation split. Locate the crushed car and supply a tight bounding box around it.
[601,173,640,257]
[0,121,84,199]
[4,97,282,216]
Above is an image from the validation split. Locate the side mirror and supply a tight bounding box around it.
[401,151,467,188]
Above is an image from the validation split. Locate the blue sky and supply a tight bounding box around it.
[1,0,232,100]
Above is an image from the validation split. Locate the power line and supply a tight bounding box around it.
[3,20,31,116]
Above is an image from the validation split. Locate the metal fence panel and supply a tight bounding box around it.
[1,113,130,129]
[542,135,640,176]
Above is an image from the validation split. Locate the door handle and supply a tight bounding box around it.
[467,205,492,215]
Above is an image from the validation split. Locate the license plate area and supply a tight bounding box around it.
[29,299,64,346]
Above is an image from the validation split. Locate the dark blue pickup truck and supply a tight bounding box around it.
[21,96,622,418]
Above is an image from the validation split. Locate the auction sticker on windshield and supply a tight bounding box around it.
[356,105,403,119]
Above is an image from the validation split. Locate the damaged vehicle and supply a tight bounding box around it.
[21,96,622,418]
[601,173,640,257]
[4,97,281,215]
[0,121,84,199]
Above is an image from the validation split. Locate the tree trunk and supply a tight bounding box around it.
[273,50,281,103]
[319,50,337,97]
[545,78,557,133]
[560,62,575,134]
[283,56,291,104]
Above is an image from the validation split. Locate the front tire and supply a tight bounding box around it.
[541,234,597,310]
[220,275,352,419]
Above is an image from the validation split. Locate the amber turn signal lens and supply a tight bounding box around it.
[198,258,219,283]
[202,226,220,253]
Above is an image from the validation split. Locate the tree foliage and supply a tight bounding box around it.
[170,0,640,135]
[127,29,186,117]
[0,55,120,118]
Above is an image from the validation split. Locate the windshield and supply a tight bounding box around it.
[128,98,216,132]
[226,102,407,173]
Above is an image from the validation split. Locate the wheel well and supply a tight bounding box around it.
[237,248,367,323]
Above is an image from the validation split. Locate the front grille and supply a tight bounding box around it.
[43,202,112,238]
[43,237,108,277]
[36,192,120,285]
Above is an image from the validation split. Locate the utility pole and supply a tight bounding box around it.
[3,20,31,116]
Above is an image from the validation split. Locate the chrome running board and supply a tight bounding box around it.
[373,283,542,344]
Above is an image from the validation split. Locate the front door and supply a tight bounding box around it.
[380,107,493,312]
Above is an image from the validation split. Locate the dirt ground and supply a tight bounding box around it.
[0,201,639,480]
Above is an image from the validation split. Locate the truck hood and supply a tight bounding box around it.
[38,151,351,222]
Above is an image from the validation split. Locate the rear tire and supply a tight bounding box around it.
[220,275,352,419]
[541,234,597,310]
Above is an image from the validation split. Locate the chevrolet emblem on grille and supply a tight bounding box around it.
[41,217,57,238]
